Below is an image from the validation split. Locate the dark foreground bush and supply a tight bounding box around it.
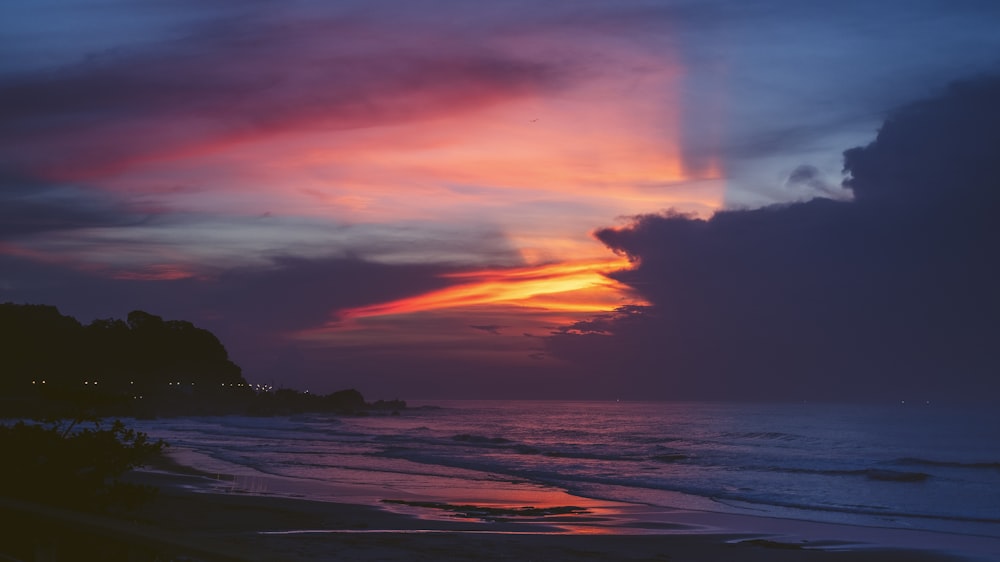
[0,418,165,511]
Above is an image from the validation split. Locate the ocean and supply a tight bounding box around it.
[129,400,1000,539]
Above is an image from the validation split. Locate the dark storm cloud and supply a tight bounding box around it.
[843,77,1000,208]
[546,76,1000,402]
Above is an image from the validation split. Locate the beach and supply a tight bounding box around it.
[77,402,994,562]
[7,401,999,561]
[4,455,991,562]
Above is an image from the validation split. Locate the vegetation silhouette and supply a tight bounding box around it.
[0,417,165,512]
[1,302,405,418]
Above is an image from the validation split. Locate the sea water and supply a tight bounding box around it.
[129,401,1000,538]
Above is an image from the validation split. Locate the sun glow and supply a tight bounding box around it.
[338,256,641,322]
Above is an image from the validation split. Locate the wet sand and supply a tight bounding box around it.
[2,455,992,561]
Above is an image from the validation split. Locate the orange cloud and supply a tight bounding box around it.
[336,256,641,322]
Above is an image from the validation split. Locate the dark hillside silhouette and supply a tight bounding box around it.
[1,303,246,417]
[1,303,403,417]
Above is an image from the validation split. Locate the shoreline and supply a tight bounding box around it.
[99,451,999,561]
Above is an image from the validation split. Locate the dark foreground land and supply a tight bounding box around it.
[0,469,974,562]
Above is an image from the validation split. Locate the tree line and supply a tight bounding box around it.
[0,303,403,417]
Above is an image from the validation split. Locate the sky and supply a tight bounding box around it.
[2,0,1000,401]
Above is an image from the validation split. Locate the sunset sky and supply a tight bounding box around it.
[3,1,1000,400]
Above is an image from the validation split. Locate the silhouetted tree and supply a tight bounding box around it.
[1,303,403,417]
[1,303,247,416]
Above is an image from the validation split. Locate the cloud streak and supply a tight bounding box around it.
[1,16,566,181]
[336,259,641,321]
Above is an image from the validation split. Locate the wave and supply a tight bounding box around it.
[894,457,1000,471]
[769,466,930,482]
[442,433,928,481]
[860,469,931,482]
[651,453,691,463]
[541,450,636,461]
[719,431,803,441]
[474,464,999,526]
[518,468,1000,526]
[708,494,1000,525]
[372,441,942,516]
[446,433,638,461]
[452,433,512,445]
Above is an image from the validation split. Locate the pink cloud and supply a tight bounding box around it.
[2,17,569,182]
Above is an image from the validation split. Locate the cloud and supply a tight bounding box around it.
[0,167,163,241]
[470,324,509,335]
[783,165,848,200]
[0,11,568,181]
[844,76,1000,208]
[545,75,1000,402]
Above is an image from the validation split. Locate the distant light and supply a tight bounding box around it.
[84,381,88,385]
[41,380,46,384]
[32,380,36,385]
